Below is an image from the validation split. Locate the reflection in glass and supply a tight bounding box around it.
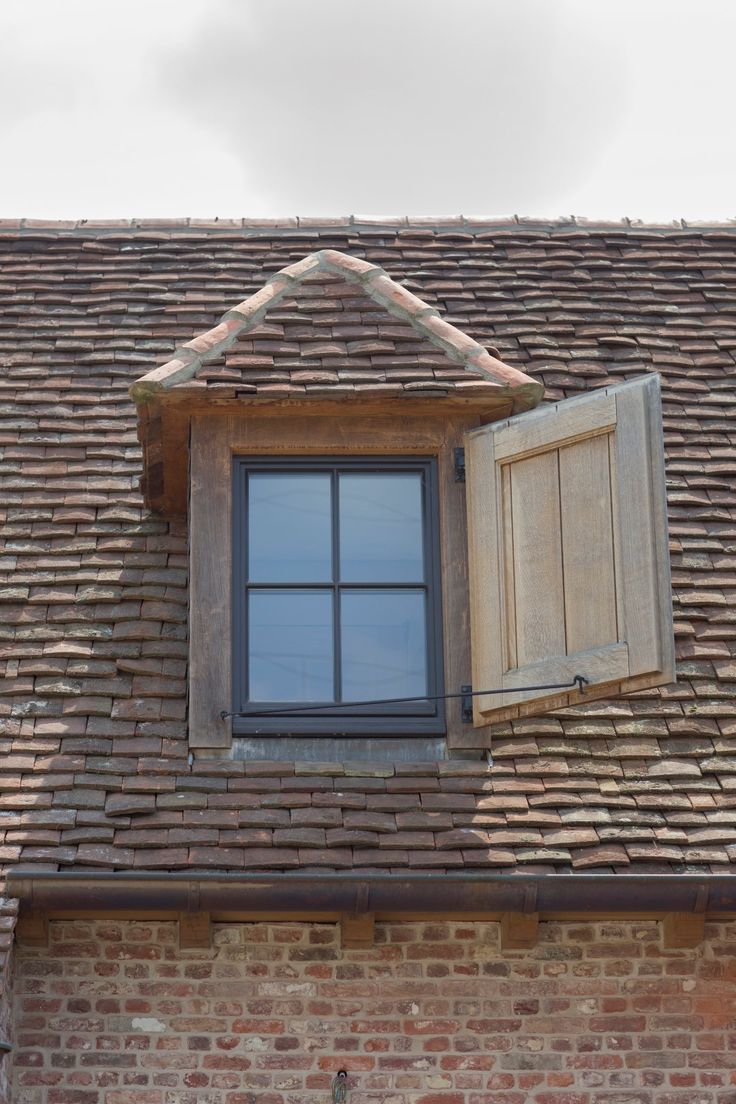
[341,590,427,701]
[248,590,333,701]
[248,473,331,582]
[339,473,423,582]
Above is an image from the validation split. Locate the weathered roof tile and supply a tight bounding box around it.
[1,219,735,877]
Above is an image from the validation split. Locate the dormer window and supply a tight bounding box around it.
[231,457,444,735]
[130,249,675,757]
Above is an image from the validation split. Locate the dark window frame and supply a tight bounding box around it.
[231,456,445,736]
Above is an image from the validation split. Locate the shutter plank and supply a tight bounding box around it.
[614,380,661,677]
[608,430,626,656]
[502,641,629,705]
[559,433,618,654]
[509,450,565,667]
[493,391,616,461]
[501,463,517,673]
[643,376,676,687]
[466,430,504,719]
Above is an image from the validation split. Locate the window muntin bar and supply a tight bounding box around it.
[233,457,444,736]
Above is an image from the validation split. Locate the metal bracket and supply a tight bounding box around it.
[461,684,473,724]
[454,447,466,483]
[332,1071,348,1104]
[522,884,538,914]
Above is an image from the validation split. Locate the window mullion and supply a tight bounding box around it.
[241,472,249,709]
[332,468,341,704]
[423,468,435,702]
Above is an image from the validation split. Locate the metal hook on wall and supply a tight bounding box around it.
[331,1069,348,1104]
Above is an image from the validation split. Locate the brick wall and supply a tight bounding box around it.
[11,918,736,1104]
[0,899,18,1104]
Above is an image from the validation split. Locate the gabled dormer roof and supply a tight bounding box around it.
[129,248,542,409]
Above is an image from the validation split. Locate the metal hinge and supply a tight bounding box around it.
[454,447,465,483]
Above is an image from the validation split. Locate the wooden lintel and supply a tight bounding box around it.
[500,911,539,950]
[179,912,211,950]
[153,400,510,516]
[17,914,49,948]
[341,912,375,949]
[662,912,705,949]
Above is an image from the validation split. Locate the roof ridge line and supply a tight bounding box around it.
[4,215,736,237]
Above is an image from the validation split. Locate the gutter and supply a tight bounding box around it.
[7,871,735,918]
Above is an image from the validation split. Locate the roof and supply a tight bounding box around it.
[0,218,735,879]
[128,245,542,511]
[129,247,541,406]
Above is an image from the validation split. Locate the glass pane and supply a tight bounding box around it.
[341,590,427,702]
[248,473,331,582]
[339,473,424,582]
[248,590,333,702]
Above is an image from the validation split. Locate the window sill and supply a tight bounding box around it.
[232,735,449,763]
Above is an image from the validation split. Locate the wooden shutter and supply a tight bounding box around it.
[465,374,675,725]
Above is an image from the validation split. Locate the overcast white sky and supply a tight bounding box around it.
[1,0,734,221]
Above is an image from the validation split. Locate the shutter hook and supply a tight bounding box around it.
[332,1070,348,1104]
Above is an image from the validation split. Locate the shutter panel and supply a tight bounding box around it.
[465,374,675,726]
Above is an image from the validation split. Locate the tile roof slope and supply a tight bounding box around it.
[129,248,542,408]
[0,218,735,878]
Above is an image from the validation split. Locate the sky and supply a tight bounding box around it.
[0,0,734,222]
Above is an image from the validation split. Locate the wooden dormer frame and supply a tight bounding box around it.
[129,249,543,516]
[189,407,487,753]
[130,253,674,760]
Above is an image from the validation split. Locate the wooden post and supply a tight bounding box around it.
[17,914,49,948]
[662,912,704,949]
[179,912,211,950]
[341,913,375,949]
[500,911,539,950]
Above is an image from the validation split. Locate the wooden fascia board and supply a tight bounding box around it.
[140,393,517,515]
